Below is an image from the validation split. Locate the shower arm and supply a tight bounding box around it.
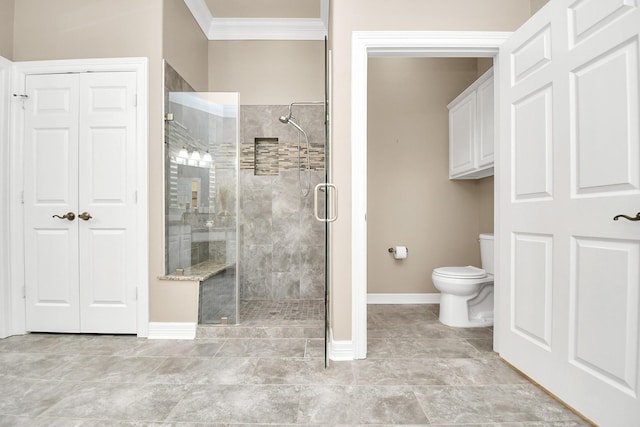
[286,101,326,120]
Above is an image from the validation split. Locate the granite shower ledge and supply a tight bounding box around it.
[159,260,234,282]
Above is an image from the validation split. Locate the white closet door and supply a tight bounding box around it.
[24,72,138,334]
[78,72,138,333]
[497,0,640,424]
[24,74,81,332]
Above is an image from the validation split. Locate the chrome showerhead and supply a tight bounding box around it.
[285,117,305,134]
[279,115,290,124]
[278,114,305,134]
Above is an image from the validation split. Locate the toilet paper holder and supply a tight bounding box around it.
[388,247,408,254]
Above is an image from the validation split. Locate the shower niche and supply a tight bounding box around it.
[162,63,239,324]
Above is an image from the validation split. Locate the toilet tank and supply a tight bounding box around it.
[479,233,494,275]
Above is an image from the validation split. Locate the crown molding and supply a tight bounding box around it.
[184,0,328,41]
[209,17,326,40]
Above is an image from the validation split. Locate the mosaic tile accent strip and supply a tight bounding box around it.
[240,142,325,172]
[211,143,237,170]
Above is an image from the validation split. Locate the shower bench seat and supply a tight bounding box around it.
[158,259,231,282]
[159,260,237,325]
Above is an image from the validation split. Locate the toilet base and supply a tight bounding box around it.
[438,284,494,328]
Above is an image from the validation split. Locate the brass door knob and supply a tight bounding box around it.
[52,212,75,221]
[78,212,93,221]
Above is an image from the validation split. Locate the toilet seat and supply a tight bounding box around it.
[433,265,486,279]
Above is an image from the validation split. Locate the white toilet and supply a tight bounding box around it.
[432,233,494,327]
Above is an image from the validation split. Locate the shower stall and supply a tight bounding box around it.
[239,102,327,325]
[163,62,331,337]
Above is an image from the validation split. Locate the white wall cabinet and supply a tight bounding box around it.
[448,68,494,179]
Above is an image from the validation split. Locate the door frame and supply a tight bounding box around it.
[350,31,511,359]
[7,57,149,337]
[0,56,12,339]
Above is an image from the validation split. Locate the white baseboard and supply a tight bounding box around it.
[367,293,440,305]
[328,328,354,361]
[147,322,196,340]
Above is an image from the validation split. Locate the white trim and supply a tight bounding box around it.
[351,31,511,360]
[328,328,354,361]
[0,56,12,339]
[148,322,196,340]
[367,293,440,305]
[320,0,329,34]
[8,57,149,338]
[183,0,327,41]
[183,0,213,36]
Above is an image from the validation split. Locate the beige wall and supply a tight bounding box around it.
[329,0,533,341]
[206,0,320,18]
[530,0,550,14]
[13,0,162,62]
[478,176,494,233]
[477,57,493,76]
[208,40,324,105]
[368,57,493,295]
[0,0,14,59]
[163,0,208,91]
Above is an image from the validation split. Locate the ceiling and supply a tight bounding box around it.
[184,0,328,41]
[204,0,321,19]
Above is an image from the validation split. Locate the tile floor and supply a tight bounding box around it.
[239,299,325,325]
[0,304,591,426]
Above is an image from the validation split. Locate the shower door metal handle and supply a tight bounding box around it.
[314,183,337,223]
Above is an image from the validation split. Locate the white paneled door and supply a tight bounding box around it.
[498,0,640,424]
[24,72,138,334]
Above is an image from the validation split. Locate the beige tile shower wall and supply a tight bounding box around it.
[367,58,484,295]
[329,0,533,341]
[0,0,14,59]
[208,40,324,105]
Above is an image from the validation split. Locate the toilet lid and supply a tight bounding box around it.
[433,265,487,279]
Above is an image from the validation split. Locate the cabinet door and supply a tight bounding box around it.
[448,92,476,177]
[476,75,494,168]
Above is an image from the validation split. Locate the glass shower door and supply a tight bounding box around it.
[164,91,239,325]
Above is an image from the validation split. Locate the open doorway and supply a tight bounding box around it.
[365,55,496,358]
[349,31,510,360]
[366,57,494,304]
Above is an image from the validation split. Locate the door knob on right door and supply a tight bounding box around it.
[78,212,93,221]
